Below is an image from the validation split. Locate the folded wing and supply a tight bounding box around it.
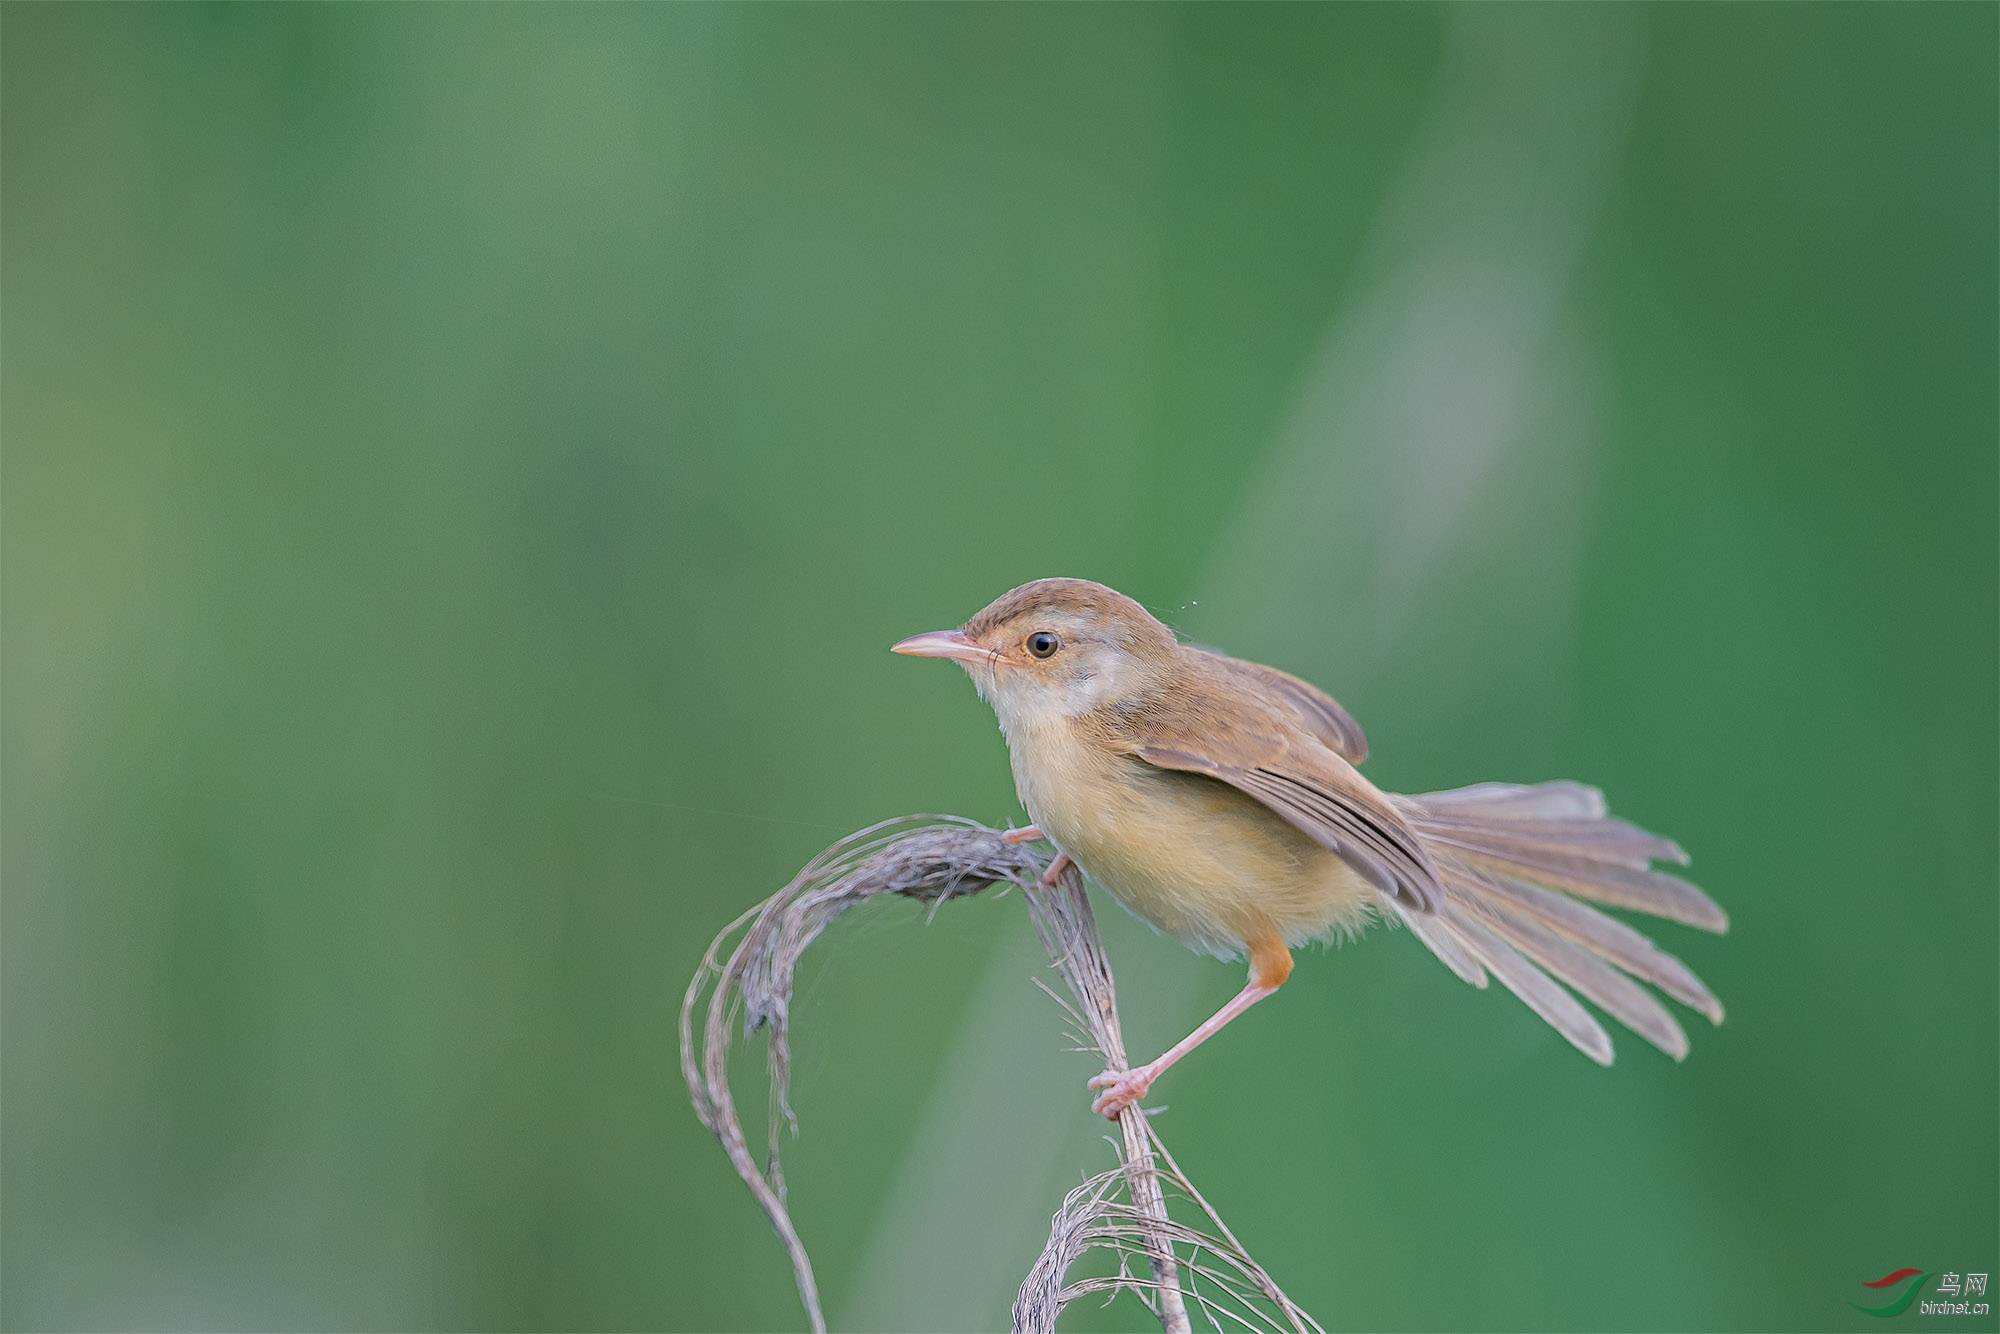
[1180,645,1370,763]
[1108,668,1442,913]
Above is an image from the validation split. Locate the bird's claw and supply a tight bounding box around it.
[1087,1066,1154,1119]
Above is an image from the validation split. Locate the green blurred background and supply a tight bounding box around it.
[5,5,1994,1331]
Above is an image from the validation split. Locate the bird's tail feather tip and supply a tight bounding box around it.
[1392,779,1726,1062]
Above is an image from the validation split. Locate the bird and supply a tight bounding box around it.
[893,577,1726,1118]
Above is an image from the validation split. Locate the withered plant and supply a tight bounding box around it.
[681,816,1321,1333]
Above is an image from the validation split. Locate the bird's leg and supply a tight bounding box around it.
[1088,932,1293,1119]
[1000,824,1045,844]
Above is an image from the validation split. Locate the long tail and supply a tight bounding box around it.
[1385,782,1727,1065]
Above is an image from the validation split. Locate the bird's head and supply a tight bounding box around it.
[892,578,1178,732]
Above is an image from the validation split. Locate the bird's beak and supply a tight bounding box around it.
[891,629,994,665]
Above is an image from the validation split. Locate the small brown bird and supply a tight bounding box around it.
[895,578,1726,1118]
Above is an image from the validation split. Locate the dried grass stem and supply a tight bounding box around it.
[681,816,1318,1334]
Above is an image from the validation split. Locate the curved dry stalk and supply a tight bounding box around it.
[680,816,1042,1331]
[680,816,1318,1334]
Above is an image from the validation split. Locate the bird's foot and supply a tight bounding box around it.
[1087,1064,1156,1119]
[1000,825,1045,845]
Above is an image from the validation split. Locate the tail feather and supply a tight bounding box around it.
[1388,899,1489,989]
[1388,781,1726,1064]
[1411,783,1688,867]
[1462,866,1724,1024]
[1414,817,1688,870]
[1413,780,1606,820]
[1454,886,1690,1061]
[1437,908,1614,1065]
[1456,848,1724,932]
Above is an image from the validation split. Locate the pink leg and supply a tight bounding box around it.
[1088,933,1293,1118]
[1000,824,1045,845]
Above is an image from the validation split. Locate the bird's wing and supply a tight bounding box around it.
[1180,645,1369,763]
[1108,680,1443,913]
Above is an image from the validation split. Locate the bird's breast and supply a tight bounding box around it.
[1004,718,1373,956]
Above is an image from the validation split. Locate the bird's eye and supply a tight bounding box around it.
[1026,631,1062,660]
